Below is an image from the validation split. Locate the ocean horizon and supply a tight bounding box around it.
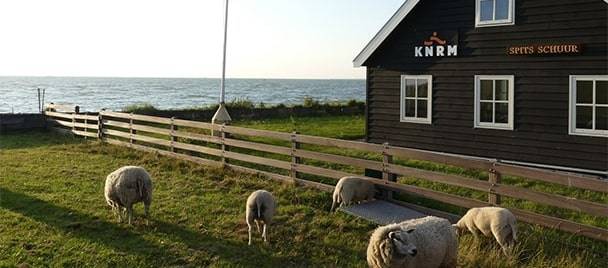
[0,76,365,114]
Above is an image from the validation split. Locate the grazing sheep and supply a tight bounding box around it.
[330,176,375,212]
[246,190,277,245]
[104,166,153,225]
[367,216,458,268]
[453,207,517,254]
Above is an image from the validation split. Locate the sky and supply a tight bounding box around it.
[0,0,404,79]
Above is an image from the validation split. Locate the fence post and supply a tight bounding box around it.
[291,131,301,183]
[97,112,103,140]
[221,124,227,166]
[129,113,134,144]
[488,161,502,205]
[71,112,76,136]
[170,117,176,153]
[382,142,394,200]
[84,112,88,140]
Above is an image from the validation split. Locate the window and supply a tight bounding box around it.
[400,75,432,124]
[476,0,514,27]
[474,75,514,130]
[569,75,608,137]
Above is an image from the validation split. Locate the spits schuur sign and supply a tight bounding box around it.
[507,44,582,56]
[414,32,458,57]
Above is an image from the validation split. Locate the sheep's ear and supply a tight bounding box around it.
[405,228,415,234]
[388,231,398,239]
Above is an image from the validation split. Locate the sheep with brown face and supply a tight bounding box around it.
[104,166,153,225]
[330,176,375,212]
[246,190,277,245]
[367,216,458,268]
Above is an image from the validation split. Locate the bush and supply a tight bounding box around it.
[226,98,255,109]
[302,96,320,108]
[122,103,158,113]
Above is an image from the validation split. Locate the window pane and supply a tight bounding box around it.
[576,81,593,104]
[480,80,493,100]
[495,80,509,101]
[405,99,416,117]
[405,79,415,97]
[495,0,509,20]
[480,0,494,21]
[417,100,428,118]
[417,79,428,98]
[480,102,493,123]
[596,81,607,105]
[576,106,593,129]
[596,107,608,130]
[495,103,509,123]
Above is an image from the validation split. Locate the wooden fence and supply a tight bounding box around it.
[45,110,608,241]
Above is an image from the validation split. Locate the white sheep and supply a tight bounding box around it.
[245,190,277,245]
[453,207,517,254]
[104,166,153,225]
[367,216,458,268]
[330,176,375,212]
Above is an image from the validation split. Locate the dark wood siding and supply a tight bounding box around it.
[364,0,608,171]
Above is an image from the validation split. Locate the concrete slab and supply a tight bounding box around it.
[340,200,427,225]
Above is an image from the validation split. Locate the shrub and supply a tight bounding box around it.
[122,103,158,114]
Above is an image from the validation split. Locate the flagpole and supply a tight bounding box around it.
[220,0,229,104]
[212,0,232,125]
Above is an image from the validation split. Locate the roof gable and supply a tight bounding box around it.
[353,0,421,67]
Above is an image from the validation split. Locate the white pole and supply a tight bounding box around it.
[212,0,232,125]
[220,0,229,104]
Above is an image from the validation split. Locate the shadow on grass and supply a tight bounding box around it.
[0,187,291,266]
[0,130,83,150]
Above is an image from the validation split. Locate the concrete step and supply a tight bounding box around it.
[339,200,427,225]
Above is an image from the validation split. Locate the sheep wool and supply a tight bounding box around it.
[104,166,153,225]
[246,190,277,245]
[454,207,517,254]
[331,176,375,212]
[367,216,458,268]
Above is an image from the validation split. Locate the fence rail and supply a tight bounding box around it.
[45,110,608,241]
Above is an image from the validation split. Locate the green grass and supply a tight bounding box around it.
[233,115,366,140]
[0,132,374,267]
[1,114,607,267]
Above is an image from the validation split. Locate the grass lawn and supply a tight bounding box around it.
[0,115,606,267]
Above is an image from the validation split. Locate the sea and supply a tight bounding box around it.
[0,77,365,114]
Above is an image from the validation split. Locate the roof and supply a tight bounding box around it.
[352,0,421,67]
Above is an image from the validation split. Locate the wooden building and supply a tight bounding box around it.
[354,0,607,174]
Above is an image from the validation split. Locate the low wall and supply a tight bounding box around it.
[0,113,46,133]
[129,105,365,121]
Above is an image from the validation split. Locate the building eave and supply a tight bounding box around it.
[353,0,421,67]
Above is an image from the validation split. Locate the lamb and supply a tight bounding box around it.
[104,166,153,225]
[245,190,277,245]
[330,176,375,212]
[453,207,517,254]
[367,216,458,268]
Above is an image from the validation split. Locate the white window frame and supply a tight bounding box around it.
[569,75,608,137]
[475,0,515,27]
[474,75,515,130]
[400,75,433,124]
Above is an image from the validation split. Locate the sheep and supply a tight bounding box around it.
[453,207,517,254]
[367,216,458,268]
[330,176,375,212]
[104,166,153,225]
[245,190,277,245]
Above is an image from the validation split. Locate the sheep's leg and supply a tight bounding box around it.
[262,224,268,243]
[144,203,150,226]
[127,206,133,225]
[493,225,513,255]
[255,221,261,233]
[247,224,253,246]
